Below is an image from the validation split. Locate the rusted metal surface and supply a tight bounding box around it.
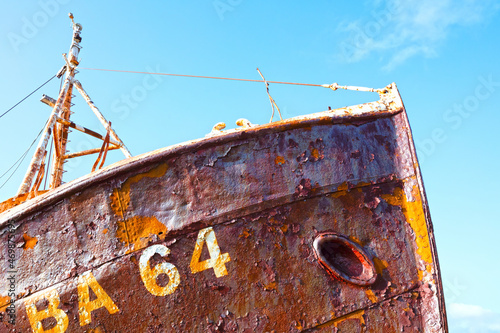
[40,94,57,107]
[49,82,74,189]
[0,84,447,331]
[55,116,122,148]
[16,71,74,195]
[63,146,121,160]
[323,83,386,93]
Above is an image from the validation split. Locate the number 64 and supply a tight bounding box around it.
[139,227,231,296]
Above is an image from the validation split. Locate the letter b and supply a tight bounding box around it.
[25,289,68,333]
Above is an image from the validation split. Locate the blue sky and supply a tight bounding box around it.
[1,1,499,331]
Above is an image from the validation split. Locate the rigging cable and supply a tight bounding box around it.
[0,119,48,190]
[43,139,54,190]
[81,68,325,87]
[80,67,385,93]
[0,74,56,119]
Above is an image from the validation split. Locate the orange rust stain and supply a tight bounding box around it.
[381,183,433,279]
[337,182,348,192]
[317,309,366,329]
[110,163,168,219]
[85,326,105,333]
[239,228,253,239]
[349,235,364,246]
[0,295,11,312]
[311,148,320,160]
[280,224,289,233]
[333,191,360,208]
[372,257,389,275]
[274,156,286,165]
[332,181,372,199]
[268,217,281,225]
[335,310,366,327]
[102,228,108,234]
[0,191,44,214]
[22,233,38,250]
[263,281,277,291]
[0,193,29,214]
[331,190,347,199]
[116,216,167,251]
[381,187,405,206]
[365,289,378,303]
[356,181,372,188]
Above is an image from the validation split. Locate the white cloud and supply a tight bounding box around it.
[337,0,499,70]
[448,303,500,333]
[449,303,494,318]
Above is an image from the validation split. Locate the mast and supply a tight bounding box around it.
[17,14,131,196]
[49,14,80,188]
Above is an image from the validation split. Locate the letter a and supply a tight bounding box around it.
[77,271,119,326]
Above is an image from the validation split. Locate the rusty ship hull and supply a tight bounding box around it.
[0,83,447,332]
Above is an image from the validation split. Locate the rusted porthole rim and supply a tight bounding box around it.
[313,232,377,286]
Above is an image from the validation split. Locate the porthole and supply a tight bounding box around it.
[313,233,377,286]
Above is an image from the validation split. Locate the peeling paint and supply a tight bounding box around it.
[0,190,47,214]
[116,215,167,251]
[22,233,38,250]
[0,295,10,312]
[274,156,286,165]
[381,181,433,280]
[365,289,378,303]
[315,309,366,330]
[110,163,168,219]
[372,257,389,275]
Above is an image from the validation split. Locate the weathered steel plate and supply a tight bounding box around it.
[0,84,447,332]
